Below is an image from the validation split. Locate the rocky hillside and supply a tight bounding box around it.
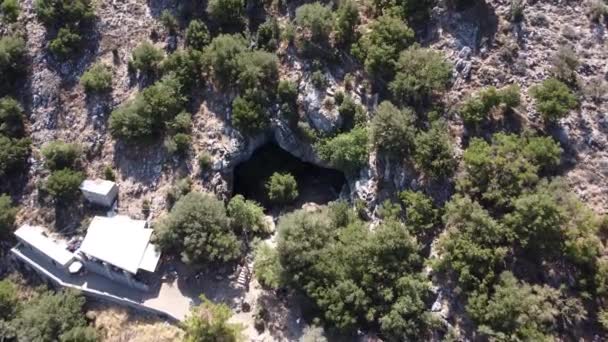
[1,0,608,340]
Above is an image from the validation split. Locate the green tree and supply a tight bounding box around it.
[390,46,452,104]
[34,0,94,26]
[109,75,186,140]
[1,0,19,23]
[207,0,245,28]
[202,34,248,87]
[45,169,85,200]
[0,35,27,91]
[467,272,585,341]
[266,172,298,204]
[130,41,164,73]
[253,242,284,289]
[370,101,416,158]
[0,96,24,137]
[413,121,456,179]
[155,192,241,265]
[530,78,577,121]
[295,3,333,43]
[231,96,268,135]
[227,195,268,234]
[0,136,30,177]
[352,14,414,80]
[80,63,112,93]
[13,290,88,342]
[257,18,281,51]
[59,326,99,342]
[41,141,82,171]
[334,0,360,46]
[161,49,204,92]
[457,133,562,209]
[435,195,511,291]
[317,126,369,173]
[0,279,18,320]
[184,295,244,342]
[185,19,210,51]
[49,27,82,59]
[0,194,17,239]
[399,190,440,236]
[459,85,521,128]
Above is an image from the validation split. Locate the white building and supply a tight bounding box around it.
[76,215,161,291]
[80,179,118,207]
[13,224,77,273]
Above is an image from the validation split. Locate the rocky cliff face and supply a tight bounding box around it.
[11,0,608,226]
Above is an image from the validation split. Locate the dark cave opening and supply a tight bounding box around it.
[233,143,347,210]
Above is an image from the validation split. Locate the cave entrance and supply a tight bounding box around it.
[233,143,347,210]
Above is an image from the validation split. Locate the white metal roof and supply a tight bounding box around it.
[14,225,74,267]
[78,216,156,274]
[79,179,117,196]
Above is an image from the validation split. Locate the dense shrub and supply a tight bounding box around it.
[390,46,452,104]
[160,10,178,34]
[459,85,521,127]
[0,194,16,239]
[0,96,24,137]
[109,75,186,140]
[0,136,30,177]
[257,18,281,51]
[12,290,89,342]
[155,192,241,265]
[435,195,510,291]
[413,121,456,179]
[80,63,112,93]
[295,3,333,43]
[352,14,414,80]
[400,190,440,236]
[277,206,433,337]
[48,27,82,58]
[227,195,268,234]
[198,151,213,172]
[550,46,579,86]
[231,96,268,135]
[202,34,248,87]
[0,35,26,92]
[317,126,369,173]
[207,0,245,27]
[130,41,164,73]
[253,242,283,289]
[185,20,210,51]
[0,279,17,320]
[184,295,244,342]
[59,326,100,342]
[1,0,19,23]
[34,0,94,26]
[164,132,191,155]
[236,50,279,100]
[45,169,85,199]
[162,49,204,92]
[530,78,577,121]
[467,272,585,341]
[457,133,562,209]
[334,0,360,46]
[266,172,298,204]
[338,96,365,131]
[166,177,192,206]
[370,101,416,158]
[371,0,435,24]
[41,141,82,171]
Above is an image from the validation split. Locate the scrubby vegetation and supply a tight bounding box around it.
[531,78,578,121]
[266,172,299,204]
[80,63,112,93]
[155,192,242,265]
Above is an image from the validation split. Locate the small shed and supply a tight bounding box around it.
[80,179,118,207]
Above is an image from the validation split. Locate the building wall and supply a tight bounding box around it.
[80,257,148,292]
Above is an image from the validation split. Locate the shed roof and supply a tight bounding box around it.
[79,179,117,196]
[78,216,158,274]
[14,225,74,267]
